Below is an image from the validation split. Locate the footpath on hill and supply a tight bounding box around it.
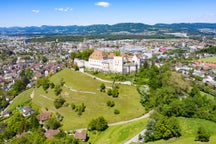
[76,110,152,132]
[80,71,132,85]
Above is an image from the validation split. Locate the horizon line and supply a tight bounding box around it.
[1,22,216,28]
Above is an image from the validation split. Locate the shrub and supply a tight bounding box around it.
[107,89,112,96]
[107,100,115,107]
[100,83,106,92]
[112,88,119,98]
[195,126,210,142]
[71,103,76,110]
[54,97,65,109]
[114,109,120,115]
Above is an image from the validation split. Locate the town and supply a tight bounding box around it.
[1,34,216,143]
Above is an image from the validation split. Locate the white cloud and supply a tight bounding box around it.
[32,9,40,14]
[95,2,110,7]
[55,7,73,12]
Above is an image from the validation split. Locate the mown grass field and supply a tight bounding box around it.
[9,68,145,130]
[200,91,215,100]
[199,57,216,63]
[88,117,149,144]
[8,88,32,110]
[147,117,216,144]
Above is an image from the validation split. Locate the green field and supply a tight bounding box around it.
[147,117,216,144]
[199,57,216,63]
[89,117,149,144]
[8,88,33,110]
[200,91,215,100]
[9,68,145,130]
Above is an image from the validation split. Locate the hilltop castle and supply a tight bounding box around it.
[74,50,142,74]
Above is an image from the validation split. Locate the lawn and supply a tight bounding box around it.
[85,70,134,82]
[147,117,216,144]
[199,57,216,63]
[8,88,33,110]
[88,117,149,144]
[200,91,215,100]
[10,68,145,130]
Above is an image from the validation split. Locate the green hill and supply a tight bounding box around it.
[9,68,145,130]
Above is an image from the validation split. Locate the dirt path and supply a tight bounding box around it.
[30,90,35,99]
[76,110,152,132]
[108,110,153,126]
[40,94,54,101]
[64,85,96,94]
[81,71,132,85]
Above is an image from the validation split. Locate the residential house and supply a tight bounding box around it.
[39,112,51,123]
[74,131,87,142]
[45,129,60,138]
[3,110,12,117]
[19,106,34,117]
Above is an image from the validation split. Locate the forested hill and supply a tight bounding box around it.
[0,23,216,35]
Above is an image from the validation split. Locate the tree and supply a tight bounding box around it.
[44,118,61,130]
[42,78,50,91]
[114,109,120,115]
[7,112,29,134]
[88,116,108,131]
[20,68,34,80]
[144,119,156,142]
[137,85,149,106]
[59,78,65,86]
[189,85,201,97]
[107,89,112,96]
[107,100,115,107]
[29,113,39,130]
[54,97,65,109]
[72,63,79,71]
[100,83,106,92]
[42,56,48,63]
[145,115,181,142]
[10,80,26,96]
[112,88,119,98]
[54,85,62,96]
[50,82,55,89]
[75,103,86,116]
[195,126,210,142]
[70,52,77,61]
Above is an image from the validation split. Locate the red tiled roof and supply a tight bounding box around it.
[89,50,107,60]
[45,129,60,138]
[74,131,87,140]
[194,61,216,68]
[39,112,51,122]
[108,53,115,59]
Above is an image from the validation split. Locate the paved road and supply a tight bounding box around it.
[124,129,146,144]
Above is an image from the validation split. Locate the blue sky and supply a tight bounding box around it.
[0,0,216,27]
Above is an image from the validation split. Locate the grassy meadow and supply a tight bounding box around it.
[199,57,216,63]
[147,117,216,144]
[9,68,145,130]
[88,117,148,144]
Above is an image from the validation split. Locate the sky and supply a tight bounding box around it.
[0,0,216,27]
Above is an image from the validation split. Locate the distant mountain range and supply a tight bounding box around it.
[0,23,216,36]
